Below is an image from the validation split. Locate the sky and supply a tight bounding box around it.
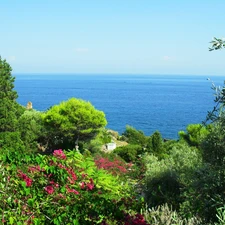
[1,0,225,75]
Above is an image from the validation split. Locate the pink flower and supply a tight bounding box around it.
[86,183,94,190]
[44,185,54,194]
[79,182,85,189]
[53,149,66,160]
[66,168,77,183]
[57,193,66,199]
[67,176,75,184]
[25,177,33,187]
[18,171,33,187]
[86,178,94,191]
[28,165,43,173]
[49,180,59,188]
[67,188,79,195]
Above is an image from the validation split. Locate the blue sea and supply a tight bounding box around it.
[14,74,225,139]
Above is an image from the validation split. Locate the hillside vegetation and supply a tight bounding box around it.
[1,56,225,224]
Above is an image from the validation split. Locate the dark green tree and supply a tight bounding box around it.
[147,131,164,157]
[0,57,19,132]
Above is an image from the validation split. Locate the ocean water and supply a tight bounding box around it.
[14,74,224,139]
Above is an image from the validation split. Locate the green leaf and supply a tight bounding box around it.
[9,217,14,224]
[73,219,79,225]
[28,198,34,207]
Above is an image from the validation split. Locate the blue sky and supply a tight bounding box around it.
[1,0,225,75]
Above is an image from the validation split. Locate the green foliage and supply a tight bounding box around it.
[179,124,210,147]
[42,98,107,150]
[215,206,225,225]
[0,131,25,153]
[99,128,112,144]
[114,144,143,162]
[180,74,225,223]
[146,131,164,157]
[0,57,20,132]
[0,149,147,224]
[181,164,225,223]
[17,110,45,150]
[122,125,147,146]
[145,170,182,209]
[83,137,103,154]
[142,204,202,225]
[209,37,225,51]
[205,80,225,124]
[82,129,112,154]
[166,143,202,185]
[144,142,202,210]
[201,123,225,167]
[200,78,225,167]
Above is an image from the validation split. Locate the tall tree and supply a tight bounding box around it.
[0,57,19,132]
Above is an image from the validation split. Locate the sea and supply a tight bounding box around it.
[14,74,225,140]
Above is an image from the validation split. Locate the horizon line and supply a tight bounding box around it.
[13,72,225,77]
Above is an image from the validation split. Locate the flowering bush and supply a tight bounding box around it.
[0,149,148,224]
[94,155,131,176]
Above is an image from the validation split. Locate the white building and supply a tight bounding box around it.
[106,142,116,151]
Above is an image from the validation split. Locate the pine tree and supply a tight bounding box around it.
[0,57,18,132]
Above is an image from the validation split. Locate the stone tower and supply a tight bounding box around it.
[26,101,33,110]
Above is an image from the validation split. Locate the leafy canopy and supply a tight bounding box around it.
[0,57,19,132]
[43,98,107,149]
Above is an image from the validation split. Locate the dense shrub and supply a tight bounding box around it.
[17,110,45,150]
[181,164,225,223]
[122,125,147,146]
[0,149,149,224]
[145,170,182,209]
[143,204,202,225]
[144,142,202,210]
[201,123,225,167]
[145,143,202,186]
[114,144,143,162]
[179,124,210,148]
[0,131,25,153]
[94,154,130,176]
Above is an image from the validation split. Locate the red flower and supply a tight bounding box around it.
[53,149,66,160]
[18,171,33,187]
[67,188,79,195]
[44,185,54,194]
[66,168,77,182]
[25,177,33,187]
[49,180,59,188]
[28,165,44,173]
[86,178,94,191]
[79,182,85,189]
